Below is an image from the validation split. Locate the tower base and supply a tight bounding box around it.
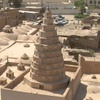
[24,73,70,91]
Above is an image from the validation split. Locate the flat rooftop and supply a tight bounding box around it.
[0,42,35,58]
[0,65,29,88]
[12,71,74,97]
[74,74,100,100]
[58,29,98,37]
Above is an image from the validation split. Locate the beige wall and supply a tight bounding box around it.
[50,9,78,15]
[0,16,6,31]
[1,88,64,100]
[3,10,19,26]
[68,35,99,50]
[64,67,82,100]
[5,68,30,89]
[79,56,100,74]
[86,0,100,6]
[0,63,7,74]
[0,9,19,30]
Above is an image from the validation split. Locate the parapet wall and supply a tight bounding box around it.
[0,63,7,74]
[79,55,100,74]
[64,67,82,100]
[0,16,6,31]
[4,68,30,89]
[1,88,63,100]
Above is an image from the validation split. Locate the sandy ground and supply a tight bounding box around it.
[74,74,100,100]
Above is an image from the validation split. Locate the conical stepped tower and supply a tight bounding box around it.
[24,8,70,91]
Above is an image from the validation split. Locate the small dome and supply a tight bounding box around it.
[4,25,11,29]
[24,44,30,47]
[6,68,14,79]
[3,25,12,33]
[17,62,25,71]
[3,25,11,30]
[21,53,29,60]
[7,68,13,74]
[92,75,97,79]
[18,62,24,67]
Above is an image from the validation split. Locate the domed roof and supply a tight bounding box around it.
[21,53,29,60]
[7,68,13,74]
[3,25,11,30]
[18,62,24,67]
[3,25,12,33]
[24,43,30,47]
[4,25,11,29]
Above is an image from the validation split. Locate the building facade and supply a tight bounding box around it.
[0,9,20,31]
[86,0,100,6]
[22,0,78,14]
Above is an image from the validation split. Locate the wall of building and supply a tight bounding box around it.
[3,9,19,26]
[64,67,82,100]
[79,56,100,74]
[0,16,6,31]
[65,64,78,72]
[22,0,78,14]
[86,0,100,6]
[67,35,99,50]
[1,88,63,100]
[0,9,20,31]
[43,2,78,14]
[5,68,30,89]
[0,63,7,74]
[50,9,78,15]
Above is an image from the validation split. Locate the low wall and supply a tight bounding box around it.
[88,9,100,13]
[51,9,79,15]
[0,16,6,31]
[65,64,78,72]
[63,67,82,100]
[4,68,30,89]
[0,64,7,75]
[1,88,63,100]
[79,56,100,74]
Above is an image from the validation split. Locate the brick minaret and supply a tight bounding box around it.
[24,8,69,91]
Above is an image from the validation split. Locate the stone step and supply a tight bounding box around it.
[34,43,62,51]
[31,67,64,76]
[32,61,64,70]
[30,72,65,82]
[37,36,59,44]
[33,55,63,64]
[34,50,62,58]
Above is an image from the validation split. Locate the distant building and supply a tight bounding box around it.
[0,9,20,31]
[22,0,78,14]
[85,0,100,6]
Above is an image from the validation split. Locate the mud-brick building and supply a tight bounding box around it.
[0,9,20,31]
[59,28,100,50]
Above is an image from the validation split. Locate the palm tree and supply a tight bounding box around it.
[74,0,86,15]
